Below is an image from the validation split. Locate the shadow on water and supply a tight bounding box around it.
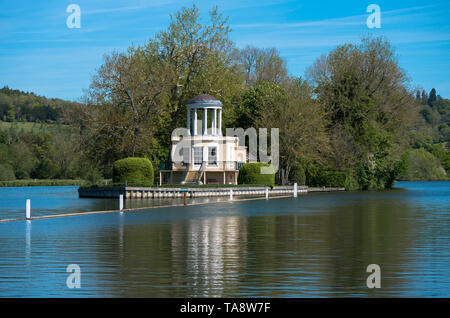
[0,181,448,297]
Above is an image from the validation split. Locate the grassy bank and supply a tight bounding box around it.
[0,179,88,187]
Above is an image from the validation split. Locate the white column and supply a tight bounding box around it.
[187,108,191,135]
[212,108,217,135]
[229,189,233,200]
[265,187,269,199]
[202,108,207,135]
[193,109,197,136]
[294,183,298,198]
[218,109,222,135]
[119,194,123,211]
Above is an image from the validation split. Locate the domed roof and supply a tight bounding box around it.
[187,94,222,108]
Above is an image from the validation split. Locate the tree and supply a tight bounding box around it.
[307,36,411,189]
[421,90,428,105]
[415,90,421,101]
[428,88,437,106]
[244,79,330,185]
[233,46,287,86]
[83,5,243,172]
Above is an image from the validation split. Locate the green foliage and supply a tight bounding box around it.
[315,170,347,187]
[113,157,154,185]
[0,163,15,181]
[303,165,346,187]
[238,162,275,187]
[236,81,286,129]
[343,170,359,191]
[289,161,306,185]
[400,148,447,180]
[308,36,413,189]
[0,86,80,123]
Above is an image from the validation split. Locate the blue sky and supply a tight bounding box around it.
[1,0,449,101]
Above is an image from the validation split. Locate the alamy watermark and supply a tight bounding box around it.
[366,4,381,29]
[66,264,81,288]
[66,4,81,29]
[366,264,381,288]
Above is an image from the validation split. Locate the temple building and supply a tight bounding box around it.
[159,94,247,185]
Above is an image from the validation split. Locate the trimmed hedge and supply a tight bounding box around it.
[112,157,154,185]
[314,170,347,187]
[238,162,275,187]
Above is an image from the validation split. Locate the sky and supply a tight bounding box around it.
[1,0,449,101]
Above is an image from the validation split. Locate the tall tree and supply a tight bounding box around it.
[421,90,428,105]
[307,36,411,189]
[233,46,287,87]
[82,5,243,171]
[243,79,330,185]
[428,88,437,106]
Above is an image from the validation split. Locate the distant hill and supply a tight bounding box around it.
[0,86,82,124]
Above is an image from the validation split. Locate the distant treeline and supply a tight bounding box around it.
[0,86,81,123]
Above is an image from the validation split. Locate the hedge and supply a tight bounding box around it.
[238,162,275,187]
[315,170,347,187]
[112,157,154,185]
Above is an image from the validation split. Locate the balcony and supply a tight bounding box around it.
[159,162,172,171]
[160,161,246,171]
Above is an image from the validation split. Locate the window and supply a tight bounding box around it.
[193,147,203,165]
[208,147,217,165]
[181,147,190,165]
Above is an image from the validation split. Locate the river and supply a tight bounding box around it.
[0,181,448,297]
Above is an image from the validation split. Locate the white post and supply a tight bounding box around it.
[294,183,298,198]
[26,199,31,219]
[229,189,233,201]
[119,194,123,211]
[265,187,269,199]
[193,109,198,136]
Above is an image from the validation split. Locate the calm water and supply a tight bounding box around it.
[0,181,448,297]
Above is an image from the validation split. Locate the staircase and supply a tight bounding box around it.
[197,162,206,183]
[181,162,205,185]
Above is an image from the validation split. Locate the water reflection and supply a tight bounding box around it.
[25,221,31,268]
[170,217,248,297]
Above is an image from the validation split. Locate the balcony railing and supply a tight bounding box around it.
[160,161,246,171]
[159,162,172,170]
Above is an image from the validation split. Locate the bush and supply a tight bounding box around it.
[289,161,306,185]
[314,170,347,187]
[112,157,154,185]
[0,163,16,181]
[400,148,447,180]
[305,166,347,187]
[238,162,275,187]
